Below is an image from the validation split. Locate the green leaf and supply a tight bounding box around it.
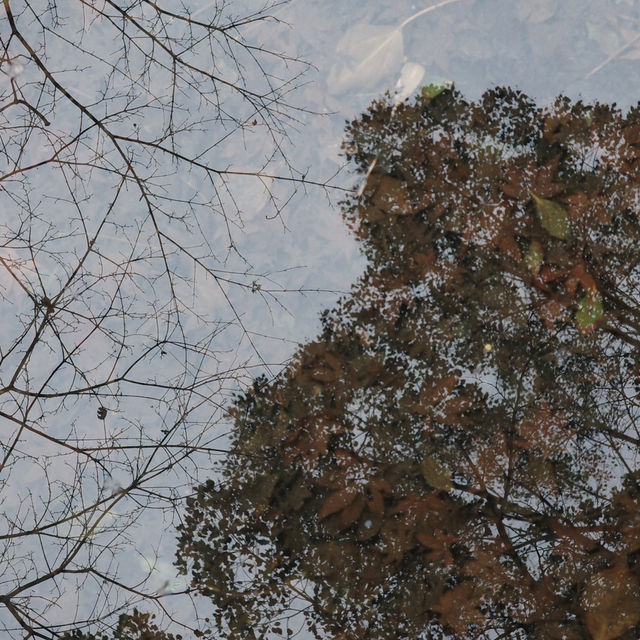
[525,240,544,275]
[420,456,452,491]
[530,191,571,239]
[421,82,452,100]
[576,288,603,331]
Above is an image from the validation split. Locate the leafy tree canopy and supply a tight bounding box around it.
[62,610,182,640]
[176,86,640,640]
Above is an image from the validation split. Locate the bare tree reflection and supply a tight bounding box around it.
[0,1,336,637]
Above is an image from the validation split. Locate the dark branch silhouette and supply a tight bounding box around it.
[0,1,331,637]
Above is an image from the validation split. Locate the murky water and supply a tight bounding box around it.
[4,1,640,638]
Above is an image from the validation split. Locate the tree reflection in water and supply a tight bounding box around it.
[177,87,640,640]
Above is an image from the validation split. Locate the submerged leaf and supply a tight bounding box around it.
[329,1,465,96]
[395,62,426,103]
[420,456,452,490]
[530,191,571,239]
[330,24,404,95]
[576,288,603,331]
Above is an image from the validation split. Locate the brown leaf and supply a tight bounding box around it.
[415,529,456,565]
[412,372,460,415]
[542,112,570,138]
[369,174,417,216]
[462,203,506,248]
[282,416,346,465]
[497,227,521,261]
[539,265,567,284]
[564,191,610,225]
[517,403,572,459]
[581,567,640,640]
[366,477,392,515]
[410,250,436,277]
[319,486,359,520]
[434,583,485,635]
[501,165,528,199]
[340,493,366,528]
[297,345,344,385]
[570,262,596,293]
[549,518,600,555]
[623,122,640,145]
[538,298,568,330]
[532,156,564,197]
[420,456,452,490]
[441,395,473,425]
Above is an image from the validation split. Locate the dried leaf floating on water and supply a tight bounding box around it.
[530,191,571,239]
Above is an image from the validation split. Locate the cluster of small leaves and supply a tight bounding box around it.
[345,86,640,337]
[177,87,640,639]
[61,610,183,640]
